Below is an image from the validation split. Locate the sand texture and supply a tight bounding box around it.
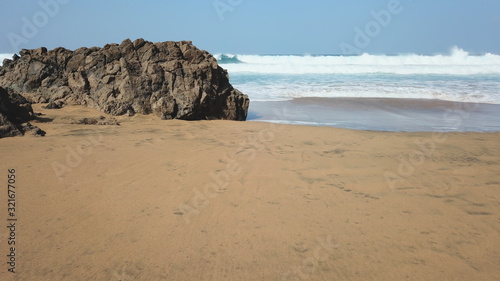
[1,104,499,281]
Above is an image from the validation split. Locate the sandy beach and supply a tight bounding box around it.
[1,104,499,281]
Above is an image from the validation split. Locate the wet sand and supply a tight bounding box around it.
[0,104,499,280]
[249,98,500,132]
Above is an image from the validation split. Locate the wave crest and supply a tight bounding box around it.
[219,48,500,75]
[214,54,242,64]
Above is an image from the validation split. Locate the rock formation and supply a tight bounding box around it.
[0,86,45,138]
[0,39,249,121]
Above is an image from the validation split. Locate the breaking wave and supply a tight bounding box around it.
[217,47,500,75]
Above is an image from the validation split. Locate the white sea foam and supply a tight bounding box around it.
[0,54,15,66]
[217,47,500,75]
[216,47,500,104]
[237,81,500,104]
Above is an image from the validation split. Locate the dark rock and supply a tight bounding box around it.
[0,39,249,121]
[43,100,64,109]
[0,87,45,138]
[69,116,120,126]
[21,122,46,136]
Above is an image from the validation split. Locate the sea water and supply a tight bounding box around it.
[217,47,500,131]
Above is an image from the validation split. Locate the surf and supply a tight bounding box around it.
[217,47,500,75]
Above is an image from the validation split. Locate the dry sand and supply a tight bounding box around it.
[0,104,499,281]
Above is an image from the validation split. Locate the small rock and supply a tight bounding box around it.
[43,100,64,109]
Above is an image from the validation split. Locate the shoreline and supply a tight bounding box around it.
[248,97,500,132]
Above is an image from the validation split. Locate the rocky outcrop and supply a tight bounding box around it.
[0,87,45,138]
[0,39,249,120]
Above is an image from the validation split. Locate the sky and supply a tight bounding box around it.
[1,0,499,55]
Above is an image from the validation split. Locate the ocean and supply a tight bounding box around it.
[217,48,500,132]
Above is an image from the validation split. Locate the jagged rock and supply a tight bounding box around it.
[0,39,249,120]
[0,87,45,138]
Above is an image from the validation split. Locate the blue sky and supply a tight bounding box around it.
[1,0,499,55]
